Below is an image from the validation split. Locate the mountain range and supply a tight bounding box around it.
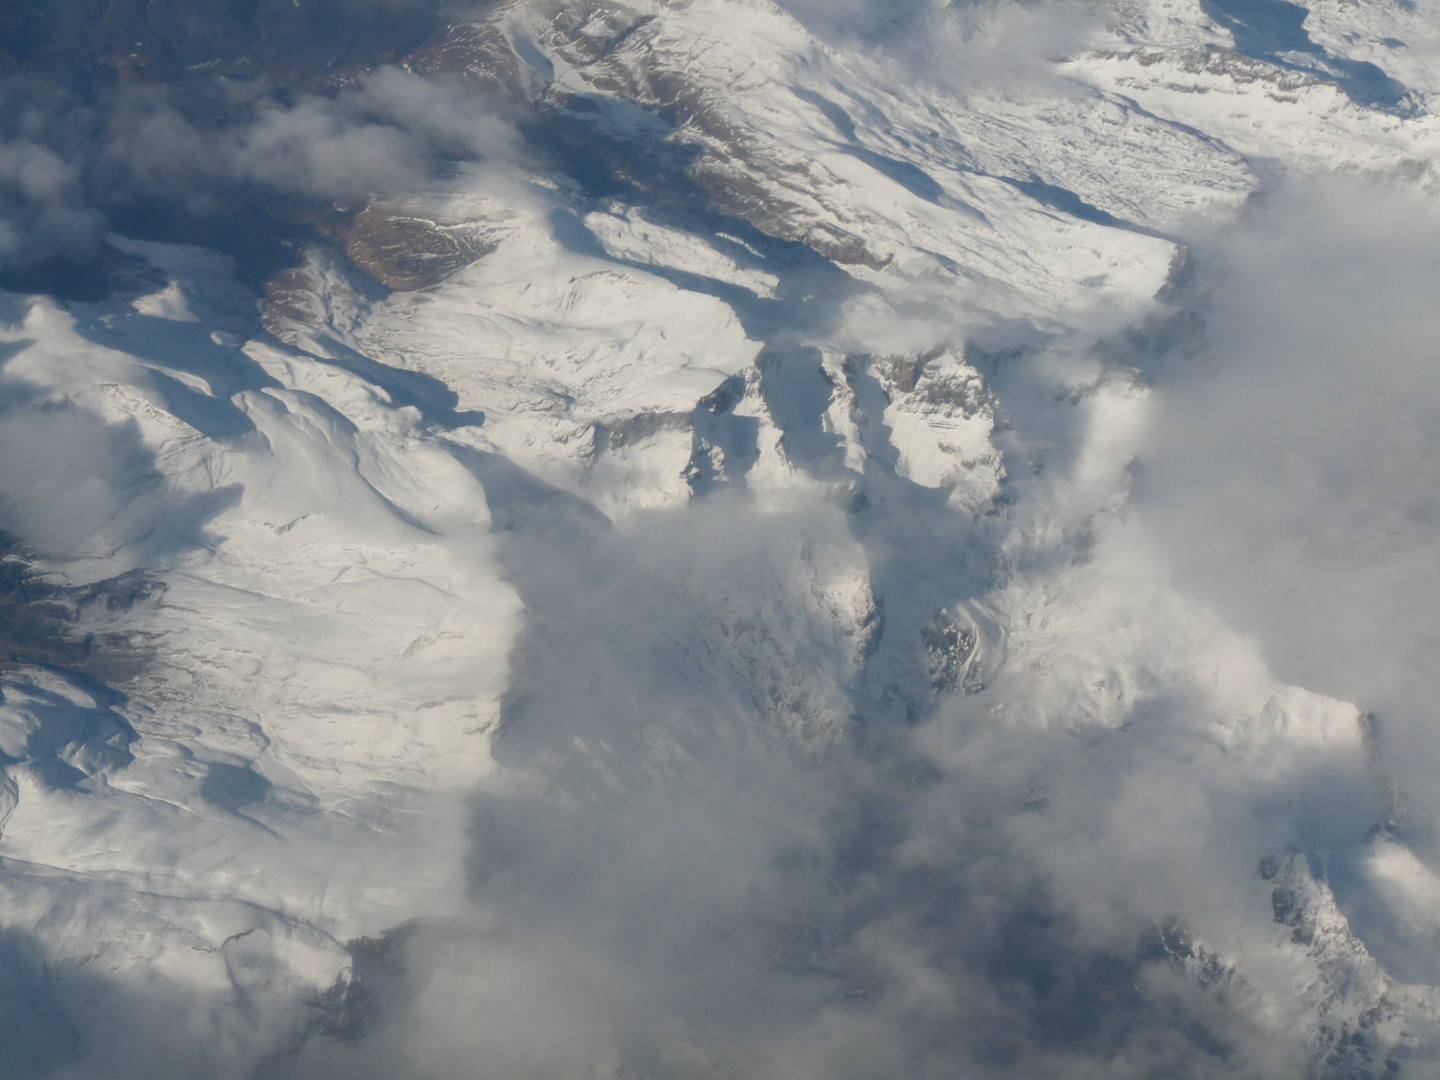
[1,1,1440,1076]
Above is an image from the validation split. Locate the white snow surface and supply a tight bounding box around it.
[2,0,1440,1076]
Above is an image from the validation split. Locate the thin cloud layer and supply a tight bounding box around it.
[774,0,1100,87]
[108,69,521,204]
[0,63,520,285]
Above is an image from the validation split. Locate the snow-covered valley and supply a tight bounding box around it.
[2,0,1440,1075]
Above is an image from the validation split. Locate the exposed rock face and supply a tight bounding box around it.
[1259,851,1436,1078]
[341,204,511,291]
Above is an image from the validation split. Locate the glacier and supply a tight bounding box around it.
[2,0,1440,1076]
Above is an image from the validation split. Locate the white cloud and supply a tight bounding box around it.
[1134,176,1440,861]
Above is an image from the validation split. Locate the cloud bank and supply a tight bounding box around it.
[1135,176,1440,974]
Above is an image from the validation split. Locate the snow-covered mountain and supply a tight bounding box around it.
[2,0,1440,1075]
